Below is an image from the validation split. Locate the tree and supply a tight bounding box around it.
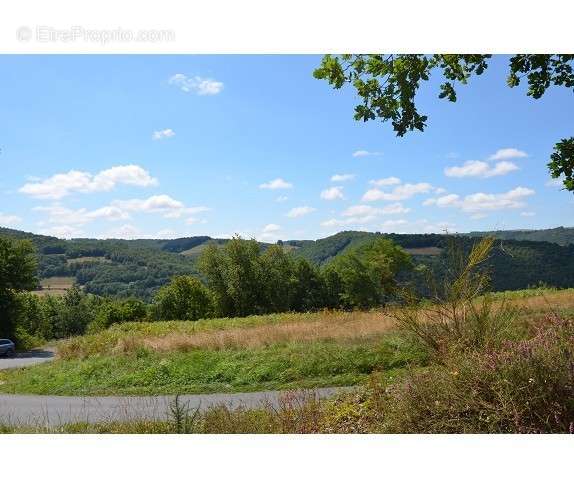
[327,238,412,309]
[198,236,266,317]
[314,54,574,190]
[291,259,326,312]
[0,237,38,340]
[154,276,213,321]
[259,245,296,313]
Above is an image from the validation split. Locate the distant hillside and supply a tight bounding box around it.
[2,226,574,300]
[0,227,198,301]
[467,226,574,246]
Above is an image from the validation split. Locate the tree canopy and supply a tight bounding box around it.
[0,237,38,339]
[314,54,574,191]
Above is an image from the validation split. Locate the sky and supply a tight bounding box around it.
[1,54,573,242]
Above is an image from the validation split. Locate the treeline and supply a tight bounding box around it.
[2,235,413,345]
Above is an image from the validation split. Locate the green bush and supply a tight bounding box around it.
[153,276,213,321]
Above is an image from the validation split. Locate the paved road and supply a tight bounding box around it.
[0,387,351,426]
[0,349,55,370]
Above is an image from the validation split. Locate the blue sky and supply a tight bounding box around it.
[1,54,573,241]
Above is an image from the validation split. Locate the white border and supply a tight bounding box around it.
[1,0,573,53]
[2,435,573,487]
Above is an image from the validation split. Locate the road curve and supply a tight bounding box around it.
[0,387,353,426]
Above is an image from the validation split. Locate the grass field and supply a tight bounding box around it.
[1,288,572,397]
[403,246,442,256]
[32,276,76,296]
[66,256,112,264]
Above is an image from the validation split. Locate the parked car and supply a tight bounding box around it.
[0,339,16,357]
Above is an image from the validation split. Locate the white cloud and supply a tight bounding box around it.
[259,178,293,190]
[112,195,210,219]
[342,203,410,218]
[168,74,224,95]
[444,160,519,178]
[424,186,535,214]
[38,225,84,239]
[152,128,175,140]
[262,223,281,233]
[320,186,344,200]
[489,148,528,160]
[331,174,355,182]
[369,177,401,186]
[520,211,536,217]
[34,204,130,226]
[0,213,22,226]
[321,203,410,228]
[362,182,433,202]
[20,165,158,200]
[353,150,383,157]
[100,224,143,240]
[259,223,282,241]
[286,206,316,218]
[276,196,288,203]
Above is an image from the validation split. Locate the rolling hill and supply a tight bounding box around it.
[2,226,574,301]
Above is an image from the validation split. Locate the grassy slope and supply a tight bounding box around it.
[1,288,572,397]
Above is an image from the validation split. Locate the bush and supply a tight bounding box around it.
[88,298,149,333]
[379,314,574,433]
[153,276,213,321]
[394,237,519,358]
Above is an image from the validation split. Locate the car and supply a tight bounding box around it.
[0,339,16,357]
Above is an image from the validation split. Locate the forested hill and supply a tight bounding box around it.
[2,226,574,300]
[467,226,574,246]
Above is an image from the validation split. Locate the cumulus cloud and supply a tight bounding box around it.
[259,178,293,190]
[331,174,355,182]
[112,195,210,219]
[168,74,224,95]
[423,186,535,214]
[444,160,519,178]
[20,165,158,200]
[362,182,433,202]
[276,196,288,203]
[320,186,344,200]
[0,213,22,226]
[352,150,383,157]
[34,204,130,226]
[489,148,528,160]
[37,225,85,239]
[321,203,410,228]
[286,206,316,218]
[152,128,175,140]
[343,203,410,218]
[369,177,401,186]
[259,223,282,241]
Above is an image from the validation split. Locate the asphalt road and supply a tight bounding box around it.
[0,387,351,426]
[0,349,55,370]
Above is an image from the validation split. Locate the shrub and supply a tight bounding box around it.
[379,314,574,433]
[89,298,148,332]
[394,237,518,358]
[153,276,213,321]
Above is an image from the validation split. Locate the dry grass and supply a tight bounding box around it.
[404,246,442,256]
[110,289,574,355]
[32,276,76,296]
[136,311,395,353]
[66,256,111,264]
